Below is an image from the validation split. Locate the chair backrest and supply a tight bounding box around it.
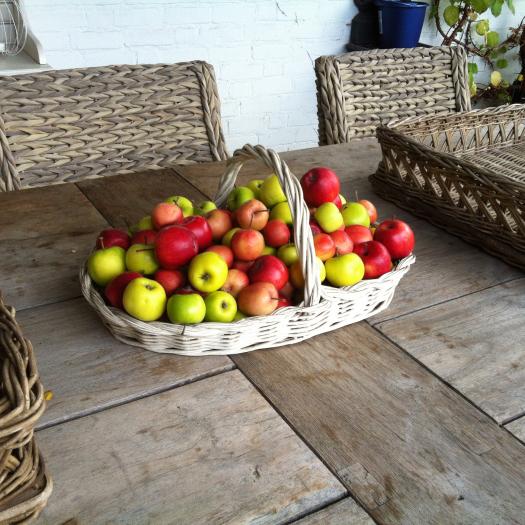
[0,62,228,191]
[315,46,471,145]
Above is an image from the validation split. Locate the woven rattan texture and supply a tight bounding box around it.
[80,144,414,355]
[0,62,228,191]
[371,104,525,269]
[0,295,52,523]
[315,46,471,144]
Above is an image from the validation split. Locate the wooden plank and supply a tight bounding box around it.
[233,323,525,524]
[18,298,234,428]
[0,184,107,310]
[77,168,206,229]
[36,370,346,524]
[505,417,525,443]
[0,183,106,242]
[377,279,525,424]
[293,498,374,525]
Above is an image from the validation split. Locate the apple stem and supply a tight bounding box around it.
[354,190,359,201]
[136,248,154,253]
[99,237,105,249]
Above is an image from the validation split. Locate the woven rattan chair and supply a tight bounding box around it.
[315,46,471,145]
[0,294,52,522]
[0,61,228,191]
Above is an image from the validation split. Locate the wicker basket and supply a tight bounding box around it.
[371,104,525,270]
[80,144,414,356]
[0,295,52,523]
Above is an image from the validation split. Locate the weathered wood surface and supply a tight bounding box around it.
[173,142,522,323]
[36,370,346,525]
[377,279,525,425]
[0,184,108,310]
[17,298,233,429]
[77,168,204,229]
[233,323,525,524]
[506,418,525,443]
[293,498,373,525]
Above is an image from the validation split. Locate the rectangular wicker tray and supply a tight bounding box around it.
[371,104,525,270]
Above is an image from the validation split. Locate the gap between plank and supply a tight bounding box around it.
[231,361,379,524]
[283,494,356,525]
[371,275,525,326]
[367,322,525,443]
[36,362,236,431]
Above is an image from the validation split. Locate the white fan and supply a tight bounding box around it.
[0,0,27,55]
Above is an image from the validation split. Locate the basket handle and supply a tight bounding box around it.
[213,144,321,307]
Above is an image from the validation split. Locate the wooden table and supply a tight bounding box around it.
[1,139,524,524]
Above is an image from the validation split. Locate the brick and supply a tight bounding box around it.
[72,31,123,50]
[122,29,174,46]
[164,6,211,24]
[204,23,244,43]
[83,5,117,30]
[118,7,163,28]
[81,48,137,67]
[212,3,256,23]
[253,76,293,96]
[218,62,264,81]
[263,61,283,77]
[38,32,71,52]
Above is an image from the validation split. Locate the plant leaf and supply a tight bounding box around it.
[496,58,508,68]
[491,0,504,16]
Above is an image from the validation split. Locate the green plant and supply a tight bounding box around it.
[430,0,523,100]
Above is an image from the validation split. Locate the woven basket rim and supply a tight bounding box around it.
[80,254,415,337]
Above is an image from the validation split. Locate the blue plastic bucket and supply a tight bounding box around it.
[375,1,428,48]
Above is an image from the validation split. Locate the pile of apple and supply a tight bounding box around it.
[86,167,414,324]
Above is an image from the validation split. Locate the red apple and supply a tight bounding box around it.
[206,245,234,268]
[300,167,340,207]
[310,220,322,236]
[235,199,269,230]
[104,271,141,308]
[131,229,156,246]
[237,282,279,316]
[277,295,292,308]
[231,229,265,261]
[155,225,198,269]
[248,255,289,290]
[181,216,213,251]
[344,224,373,246]
[279,281,294,299]
[154,269,185,296]
[221,268,249,297]
[232,260,255,272]
[353,241,392,279]
[313,233,336,261]
[374,219,415,259]
[96,228,130,250]
[358,199,378,224]
[329,230,353,255]
[206,209,233,241]
[151,202,182,229]
[262,219,291,247]
[332,194,343,209]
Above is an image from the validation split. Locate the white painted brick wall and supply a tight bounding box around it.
[23,1,522,151]
[23,0,355,152]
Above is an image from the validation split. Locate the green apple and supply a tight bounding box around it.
[270,201,293,225]
[125,244,159,275]
[188,252,228,292]
[194,200,217,216]
[167,293,206,324]
[234,311,246,321]
[204,290,237,322]
[137,215,154,232]
[87,246,127,286]
[325,253,365,287]
[227,186,255,211]
[277,243,298,266]
[314,202,344,233]
[247,179,264,198]
[262,245,276,255]
[222,227,241,247]
[165,195,193,217]
[341,202,370,227]
[259,174,286,208]
[122,277,166,321]
[339,194,347,206]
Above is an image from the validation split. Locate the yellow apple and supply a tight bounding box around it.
[122,277,166,321]
[188,252,229,292]
[325,253,364,287]
[87,246,126,286]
